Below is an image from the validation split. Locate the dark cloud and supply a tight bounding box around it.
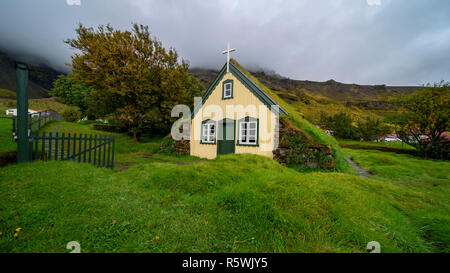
[0,0,449,85]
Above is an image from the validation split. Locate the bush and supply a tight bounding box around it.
[62,107,81,122]
[160,136,190,155]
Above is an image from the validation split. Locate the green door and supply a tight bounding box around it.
[217,119,235,155]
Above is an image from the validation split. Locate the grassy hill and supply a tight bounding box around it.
[190,67,418,123]
[0,88,16,99]
[0,121,448,253]
[230,59,349,172]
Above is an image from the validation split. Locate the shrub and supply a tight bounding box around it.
[160,136,190,155]
[62,107,81,122]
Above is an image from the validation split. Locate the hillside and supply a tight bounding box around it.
[190,67,419,123]
[227,59,349,172]
[1,120,448,252]
[0,52,63,99]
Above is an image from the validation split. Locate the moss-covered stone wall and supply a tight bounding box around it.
[274,116,335,169]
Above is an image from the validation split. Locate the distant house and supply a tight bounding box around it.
[421,131,450,143]
[6,109,47,118]
[315,125,334,136]
[378,134,402,142]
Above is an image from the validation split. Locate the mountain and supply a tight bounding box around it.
[190,67,419,102]
[0,52,63,99]
[190,67,420,123]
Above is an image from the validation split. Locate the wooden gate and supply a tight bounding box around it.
[30,132,115,169]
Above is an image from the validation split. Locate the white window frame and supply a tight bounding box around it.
[223,82,233,99]
[239,121,258,145]
[202,122,216,144]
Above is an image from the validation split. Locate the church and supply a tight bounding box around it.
[190,44,288,159]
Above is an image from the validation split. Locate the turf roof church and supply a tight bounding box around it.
[190,44,288,159]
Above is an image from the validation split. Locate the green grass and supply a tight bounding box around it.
[339,140,415,150]
[0,118,16,152]
[1,153,443,253]
[1,121,448,253]
[344,148,450,252]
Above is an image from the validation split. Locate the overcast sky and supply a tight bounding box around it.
[0,0,449,86]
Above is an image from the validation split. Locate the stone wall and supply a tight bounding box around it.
[160,136,190,155]
[273,117,335,170]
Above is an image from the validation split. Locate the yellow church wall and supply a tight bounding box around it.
[191,72,278,159]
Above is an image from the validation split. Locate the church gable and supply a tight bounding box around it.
[192,61,288,119]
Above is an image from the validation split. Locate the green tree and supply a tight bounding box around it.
[357,117,390,142]
[392,81,449,159]
[51,74,92,112]
[65,23,203,139]
[321,112,360,140]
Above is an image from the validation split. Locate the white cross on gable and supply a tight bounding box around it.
[222,42,236,73]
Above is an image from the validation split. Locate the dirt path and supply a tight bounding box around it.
[346,156,369,178]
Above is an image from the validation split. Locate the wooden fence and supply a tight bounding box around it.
[2,110,61,139]
[30,132,115,169]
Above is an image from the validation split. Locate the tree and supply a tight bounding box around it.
[65,23,203,139]
[357,117,389,142]
[392,81,449,159]
[320,112,360,140]
[51,74,92,112]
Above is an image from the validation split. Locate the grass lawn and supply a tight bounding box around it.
[344,148,450,252]
[0,118,16,152]
[339,140,415,150]
[0,121,448,253]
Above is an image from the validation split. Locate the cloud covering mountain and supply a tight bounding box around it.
[0,0,449,85]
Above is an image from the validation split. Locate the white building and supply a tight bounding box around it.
[6,109,45,118]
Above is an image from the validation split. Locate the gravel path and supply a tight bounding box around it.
[346,156,369,178]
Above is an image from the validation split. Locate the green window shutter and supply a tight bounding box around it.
[222,79,234,100]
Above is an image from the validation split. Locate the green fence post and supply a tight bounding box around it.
[41,132,45,160]
[94,135,97,166]
[107,137,111,168]
[111,136,115,169]
[61,133,65,160]
[34,132,38,160]
[16,62,31,163]
[83,134,87,162]
[88,135,92,164]
[55,132,59,161]
[78,134,82,163]
[48,132,53,161]
[102,135,107,167]
[73,133,77,161]
[67,133,71,160]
